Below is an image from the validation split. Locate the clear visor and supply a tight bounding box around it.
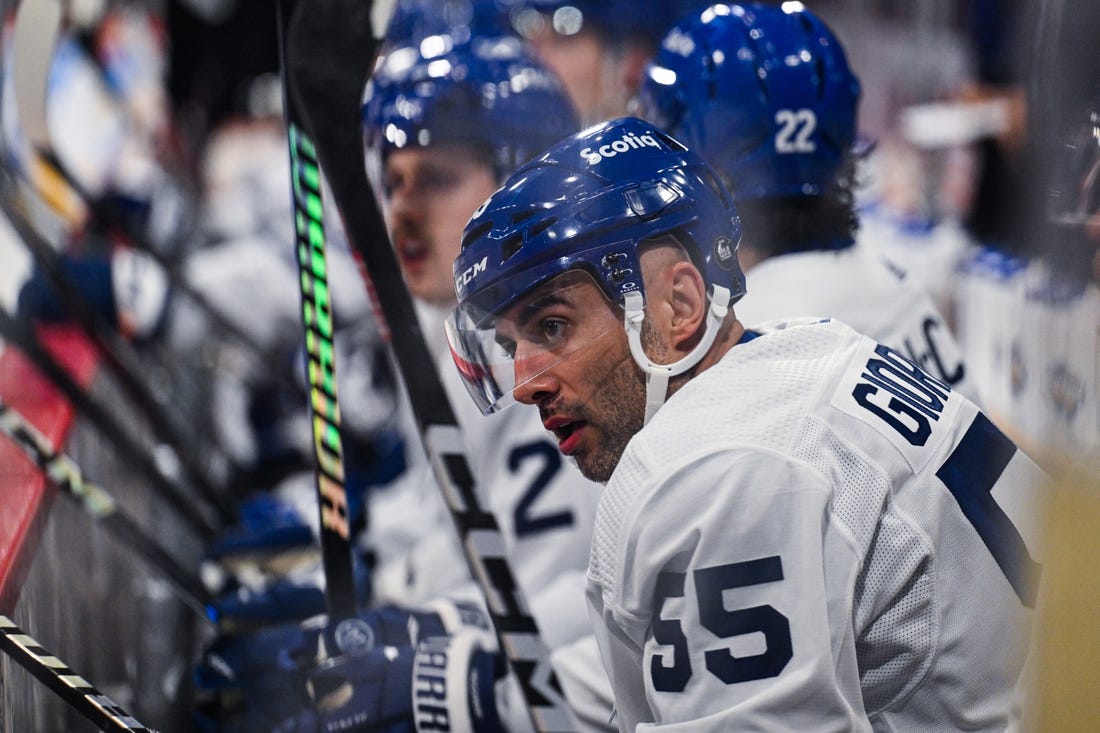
[445,269,622,414]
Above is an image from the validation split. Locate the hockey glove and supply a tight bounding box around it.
[270,633,505,733]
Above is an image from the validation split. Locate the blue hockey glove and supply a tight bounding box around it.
[208,495,315,559]
[193,602,496,732]
[206,554,373,628]
[271,633,505,733]
[201,494,319,592]
[193,622,311,733]
[194,605,447,699]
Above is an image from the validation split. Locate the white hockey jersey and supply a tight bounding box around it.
[369,301,600,649]
[733,245,981,404]
[367,304,612,730]
[856,203,975,321]
[587,318,1046,731]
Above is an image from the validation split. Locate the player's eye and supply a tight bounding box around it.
[382,172,401,198]
[420,167,460,192]
[537,317,568,345]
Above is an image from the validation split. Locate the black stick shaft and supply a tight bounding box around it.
[275,0,358,620]
[282,1,574,728]
[0,305,219,537]
[0,615,157,732]
[0,400,214,619]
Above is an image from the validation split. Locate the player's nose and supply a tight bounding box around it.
[512,343,558,407]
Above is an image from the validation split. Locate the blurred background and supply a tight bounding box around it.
[0,0,1097,730]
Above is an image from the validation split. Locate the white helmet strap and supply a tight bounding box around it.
[623,284,732,425]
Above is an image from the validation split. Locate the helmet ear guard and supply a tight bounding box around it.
[449,116,745,419]
[623,283,731,423]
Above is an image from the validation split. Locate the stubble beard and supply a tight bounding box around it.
[570,323,668,483]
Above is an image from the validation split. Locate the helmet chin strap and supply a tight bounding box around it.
[623,285,731,425]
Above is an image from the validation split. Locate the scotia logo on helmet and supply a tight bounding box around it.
[580,131,664,165]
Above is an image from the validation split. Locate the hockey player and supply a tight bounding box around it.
[193,32,614,733]
[633,2,980,402]
[446,115,1048,730]
[359,32,600,613]
[507,0,706,126]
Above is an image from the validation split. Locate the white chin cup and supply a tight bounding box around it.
[624,285,731,424]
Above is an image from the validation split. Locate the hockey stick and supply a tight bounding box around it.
[0,615,157,732]
[282,1,574,729]
[0,399,215,620]
[274,0,358,620]
[7,0,282,375]
[0,169,238,522]
[0,305,219,537]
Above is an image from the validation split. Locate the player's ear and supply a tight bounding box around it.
[668,261,707,350]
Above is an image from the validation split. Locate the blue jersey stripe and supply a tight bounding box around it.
[936,413,1040,607]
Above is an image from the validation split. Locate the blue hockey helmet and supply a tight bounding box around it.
[362,34,579,181]
[508,0,709,47]
[446,116,745,418]
[383,0,514,48]
[634,2,861,201]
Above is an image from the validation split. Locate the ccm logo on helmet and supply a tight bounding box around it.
[456,255,489,291]
[580,132,663,165]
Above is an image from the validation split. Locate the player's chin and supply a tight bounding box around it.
[572,445,617,485]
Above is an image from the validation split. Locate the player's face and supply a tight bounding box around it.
[525,27,625,127]
[383,145,499,306]
[501,272,648,483]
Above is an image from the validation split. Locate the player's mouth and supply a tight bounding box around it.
[395,236,429,271]
[544,416,585,455]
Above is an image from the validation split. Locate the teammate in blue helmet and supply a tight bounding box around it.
[363,33,579,305]
[448,114,1046,731]
[635,2,982,402]
[635,1,860,266]
[382,0,514,50]
[352,32,618,732]
[507,0,710,125]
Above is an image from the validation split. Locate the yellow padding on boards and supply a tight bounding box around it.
[1029,458,1100,730]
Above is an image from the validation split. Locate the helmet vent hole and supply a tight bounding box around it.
[461,221,493,249]
[500,233,525,262]
[528,216,557,239]
[699,170,726,202]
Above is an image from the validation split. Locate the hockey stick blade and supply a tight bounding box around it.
[0,304,220,537]
[0,169,237,522]
[0,399,215,621]
[0,615,157,732]
[282,1,574,729]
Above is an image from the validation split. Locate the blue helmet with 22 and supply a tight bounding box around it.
[633,2,860,201]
